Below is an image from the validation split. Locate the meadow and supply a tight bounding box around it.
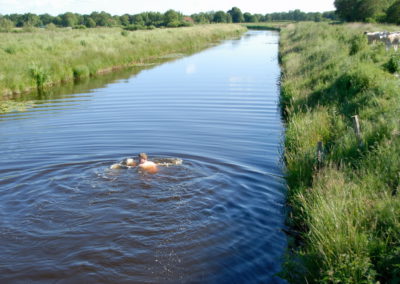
[279,22,400,283]
[0,24,245,103]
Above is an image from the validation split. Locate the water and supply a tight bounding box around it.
[0,30,286,283]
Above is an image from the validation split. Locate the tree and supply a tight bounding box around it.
[39,13,54,26]
[386,0,400,24]
[213,11,229,23]
[243,12,257,22]
[119,14,130,26]
[0,17,15,31]
[358,0,388,22]
[22,13,41,27]
[61,12,78,27]
[227,7,244,23]
[334,0,394,22]
[85,17,96,28]
[334,0,360,21]
[132,14,145,26]
[191,12,211,24]
[164,9,182,27]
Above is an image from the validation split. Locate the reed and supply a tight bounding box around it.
[0,24,246,105]
[280,22,400,283]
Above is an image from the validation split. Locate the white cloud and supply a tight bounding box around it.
[185,64,197,75]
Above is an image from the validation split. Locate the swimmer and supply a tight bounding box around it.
[138,153,158,174]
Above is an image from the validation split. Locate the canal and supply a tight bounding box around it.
[0,30,286,283]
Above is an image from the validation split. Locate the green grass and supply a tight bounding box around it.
[279,22,400,283]
[242,22,290,31]
[0,24,246,112]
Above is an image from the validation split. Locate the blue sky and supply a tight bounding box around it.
[0,0,335,15]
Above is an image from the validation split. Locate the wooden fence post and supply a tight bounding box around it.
[316,141,324,170]
[352,115,363,146]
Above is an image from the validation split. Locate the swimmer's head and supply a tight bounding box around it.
[138,153,148,163]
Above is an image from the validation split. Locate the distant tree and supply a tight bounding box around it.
[213,11,229,23]
[86,17,96,28]
[322,11,339,21]
[61,12,78,27]
[191,12,211,24]
[334,0,357,21]
[311,12,324,22]
[39,13,54,26]
[334,0,394,22]
[0,17,15,31]
[132,14,145,26]
[119,14,130,26]
[22,13,41,27]
[227,7,244,23]
[386,0,400,24]
[142,12,164,27]
[164,9,182,27]
[90,11,113,26]
[254,14,264,22]
[358,0,389,22]
[243,12,258,22]
[53,16,62,26]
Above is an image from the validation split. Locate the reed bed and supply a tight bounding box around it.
[280,22,400,283]
[0,24,245,100]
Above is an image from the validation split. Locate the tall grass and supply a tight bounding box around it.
[280,22,400,283]
[0,24,245,100]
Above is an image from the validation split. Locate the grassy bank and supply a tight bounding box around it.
[279,22,400,283]
[0,24,245,102]
[243,22,289,31]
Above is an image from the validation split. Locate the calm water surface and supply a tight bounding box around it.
[0,31,287,283]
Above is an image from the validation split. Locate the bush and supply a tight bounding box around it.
[72,65,90,80]
[349,34,368,55]
[385,54,400,73]
[73,25,87,29]
[0,18,15,32]
[124,24,145,31]
[29,63,49,88]
[46,23,57,31]
[4,46,17,54]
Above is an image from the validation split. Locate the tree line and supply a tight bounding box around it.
[0,7,337,32]
[335,0,400,24]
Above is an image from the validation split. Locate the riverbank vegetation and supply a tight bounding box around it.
[0,24,245,102]
[279,22,400,283]
[0,7,337,32]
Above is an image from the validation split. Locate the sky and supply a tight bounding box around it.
[0,0,335,16]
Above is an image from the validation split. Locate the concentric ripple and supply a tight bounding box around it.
[0,30,286,283]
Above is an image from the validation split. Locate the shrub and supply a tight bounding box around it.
[385,54,400,73]
[29,63,49,89]
[72,65,90,80]
[4,46,17,54]
[73,25,87,29]
[124,24,145,31]
[349,34,368,55]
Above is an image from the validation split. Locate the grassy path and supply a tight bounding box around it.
[279,22,400,283]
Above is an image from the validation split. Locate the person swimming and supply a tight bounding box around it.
[137,152,158,174]
[110,153,180,174]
